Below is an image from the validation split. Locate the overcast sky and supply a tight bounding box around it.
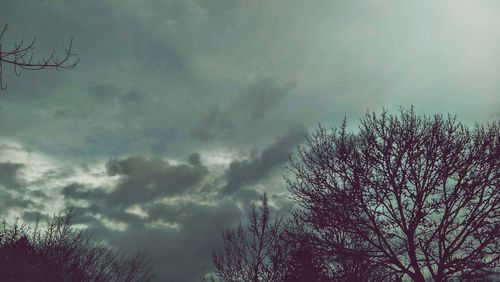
[1,1,499,281]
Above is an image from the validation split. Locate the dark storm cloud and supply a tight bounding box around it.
[0,189,37,214]
[192,78,295,140]
[0,0,198,159]
[191,105,234,140]
[28,190,49,200]
[237,78,296,121]
[40,167,75,181]
[157,202,241,281]
[146,199,242,228]
[22,211,49,223]
[0,162,24,189]
[52,147,281,281]
[105,153,208,206]
[102,200,243,282]
[0,160,54,216]
[60,180,244,281]
[222,125,306,195]
[62,183,107,201]
[69,205,103,226]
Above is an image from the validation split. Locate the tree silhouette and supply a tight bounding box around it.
[280,236,329,282]
[0,24,78,90]
[283,218,390,282]
[287,108,499,281]
[207,196,331,282]
[0,209,153,282]
[208,195,291,282]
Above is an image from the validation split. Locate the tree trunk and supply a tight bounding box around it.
[407,235,426,282]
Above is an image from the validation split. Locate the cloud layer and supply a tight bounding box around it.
[1,0,499,281]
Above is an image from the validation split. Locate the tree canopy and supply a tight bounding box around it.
[288,108,499,281]
[0,209,153,282]
[209,108,499,282]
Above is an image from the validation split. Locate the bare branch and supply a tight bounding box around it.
[288,108,499,281]
[0,24,79,90]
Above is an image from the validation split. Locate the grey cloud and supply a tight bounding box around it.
[63,192,243,281]
[88,84,118,100]
[139,127,179,155]
[51,109,89,121]
[62,183,107,201]
[69,205,103,226]
[28,190,49,200]
[27,167,77,189]
[0,162,24,189]
[192,78,295,140]
[222,125,306,195]
[191,105,234,140]
[107,200,242,282]
[492,109,500,118]
[229,187,263,210]
[0,189,37,214]
[88,86,143,109]
[84,129,131,157]
[120,89,143,108]
[236,78,296,121]
[0,0,197,159]
[105,153,208,206]
[195,0,241,17]
[41,167,75,180]
[22,211,49,223]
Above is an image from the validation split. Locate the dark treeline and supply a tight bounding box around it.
[206,108,499,282]
[0,209,152,282]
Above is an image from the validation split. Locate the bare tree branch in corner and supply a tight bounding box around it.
[0,24,79,90]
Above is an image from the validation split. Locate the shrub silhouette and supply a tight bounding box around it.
[0,209,153,282]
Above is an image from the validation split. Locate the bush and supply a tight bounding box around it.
[0,209,153,282]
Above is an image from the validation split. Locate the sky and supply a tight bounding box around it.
[1,1,499,281]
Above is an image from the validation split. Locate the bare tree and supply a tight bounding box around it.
[0,24,78,90]
[208,194,290,282]
[279,232,329,282]
[288,108,499,281]
[0,209,153,282]
[284,216,391,282]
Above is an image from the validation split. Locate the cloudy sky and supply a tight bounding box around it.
[1,1,499,280]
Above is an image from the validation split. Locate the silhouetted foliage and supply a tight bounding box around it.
[288,108,499,281]
[207,195,291,282]
[0,24,78,90]
[280,235,329,282]
[0,209,153,282]
[284,218,390,282]
[206,196,332,282]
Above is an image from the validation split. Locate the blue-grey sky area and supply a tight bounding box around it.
[1,1,499,281]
